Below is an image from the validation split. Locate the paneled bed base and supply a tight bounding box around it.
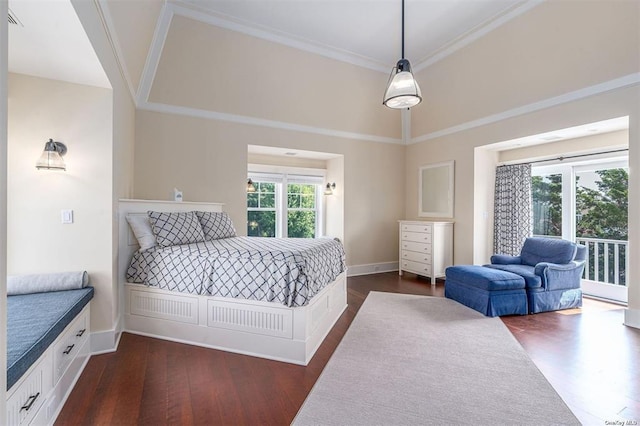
[123,271,347,365]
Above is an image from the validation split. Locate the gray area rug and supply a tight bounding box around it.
[293,292,579,425]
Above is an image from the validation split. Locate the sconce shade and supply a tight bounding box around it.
[247,178,257,193]
[383,59,422,109]
[324,183,336,195]
[36,139,67,171]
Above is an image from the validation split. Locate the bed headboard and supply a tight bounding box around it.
[117,199,224,284]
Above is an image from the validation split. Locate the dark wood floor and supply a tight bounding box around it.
[56,273,639,425]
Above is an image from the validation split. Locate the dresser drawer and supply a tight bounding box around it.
[7,356,49,426]
[401,231,433,244]
[53,309,89,383]
[401,241,432,254]
[401,260,432,276]
[401,223,432,234]
[401,250,432,264]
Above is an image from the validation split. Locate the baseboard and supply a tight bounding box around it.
[624,308,640,330]
[347,262,399,277]
[90,321,123,355]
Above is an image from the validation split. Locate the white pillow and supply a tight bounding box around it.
[126,214,157,250]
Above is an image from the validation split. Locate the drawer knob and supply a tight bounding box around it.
[63,344,75,355]
[20,392,40,412]
[76,329,86,337]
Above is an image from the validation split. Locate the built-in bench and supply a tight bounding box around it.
[6,287,94,425]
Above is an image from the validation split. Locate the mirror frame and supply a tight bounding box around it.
[418,160,454,218]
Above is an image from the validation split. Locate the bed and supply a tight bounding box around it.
[6,287,93,425]
[118,199,348,365]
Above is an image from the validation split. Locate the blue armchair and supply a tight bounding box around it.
[485,237,586,313]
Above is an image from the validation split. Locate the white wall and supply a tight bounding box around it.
[1,0,9,410]
[7,73,114,332]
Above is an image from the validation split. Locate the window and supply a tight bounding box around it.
[247,181,276,237]
[532,174,562,237]
[287,183,317,238]
[247,171,323,238]
[532,159,629,302]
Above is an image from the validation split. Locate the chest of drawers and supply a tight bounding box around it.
[399,220,453,285]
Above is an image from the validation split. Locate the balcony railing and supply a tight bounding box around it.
[576,237,628,286]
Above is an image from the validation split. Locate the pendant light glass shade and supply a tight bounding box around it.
[383,59,422,109]
[35,139,67,170]
[383,0,422,109]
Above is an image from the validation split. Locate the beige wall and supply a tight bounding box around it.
[325,156,345,242]
[499,130,629,164]
[7,73,114,331]
[406,86,639,266]
[472,147,498,264]
[248,153,327,170]
[73,0,137,337]
[150,15,400,140]
[413,0,639,137]
[135,110,404,267]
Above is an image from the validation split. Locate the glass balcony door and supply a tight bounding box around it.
[532,159,628,303]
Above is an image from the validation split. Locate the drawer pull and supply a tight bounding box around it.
[63,344,75,355]
[76,329,86,337]
[20,392,40,412]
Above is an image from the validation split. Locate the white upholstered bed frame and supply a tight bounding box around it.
[118,199,347,365]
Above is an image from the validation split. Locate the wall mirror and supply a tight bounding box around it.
[419,160,454,218]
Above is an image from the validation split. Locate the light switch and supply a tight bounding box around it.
[61,209,73,224]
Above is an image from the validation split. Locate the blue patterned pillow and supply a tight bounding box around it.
[196,211,237,240]
[147,211,205,247]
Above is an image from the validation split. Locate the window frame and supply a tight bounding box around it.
[248,165,326,238]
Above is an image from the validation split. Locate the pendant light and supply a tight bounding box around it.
[383,0,422,109]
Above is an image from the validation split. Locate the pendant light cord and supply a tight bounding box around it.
[401,0,405,59]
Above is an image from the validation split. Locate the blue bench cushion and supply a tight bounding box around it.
[445,265,525,291]
[7,287,94,390]
[483,264,542,289]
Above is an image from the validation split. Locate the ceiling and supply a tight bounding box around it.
[6,0,627,147]
[177,0,527,71]
[8,0,109,88]
[487,116,630,151]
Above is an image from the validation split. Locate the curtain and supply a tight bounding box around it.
[494,164,532,255]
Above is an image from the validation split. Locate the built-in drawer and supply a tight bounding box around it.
[401,241,432,254]
[401,223,432,234]
[401,260,432,276]
[401,250,432,264]
[6,355,49,426]
[53,309,89,383]
[401,231,433,244]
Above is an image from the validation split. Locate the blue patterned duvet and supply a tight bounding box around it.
[127,236,346,307]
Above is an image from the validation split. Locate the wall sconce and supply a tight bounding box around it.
[35,139,67,171]
[324,182,336,195]
[247,178,257,193]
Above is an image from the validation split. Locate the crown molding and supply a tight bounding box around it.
[94,0,136,101]
[413,0,544,72]
[139,100,403,145]
[411,73,640,144]
[136,2,173,105]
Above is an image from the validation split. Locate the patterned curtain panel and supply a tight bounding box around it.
[494,164,533,255]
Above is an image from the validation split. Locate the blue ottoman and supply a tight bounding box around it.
[445,265,528,317]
